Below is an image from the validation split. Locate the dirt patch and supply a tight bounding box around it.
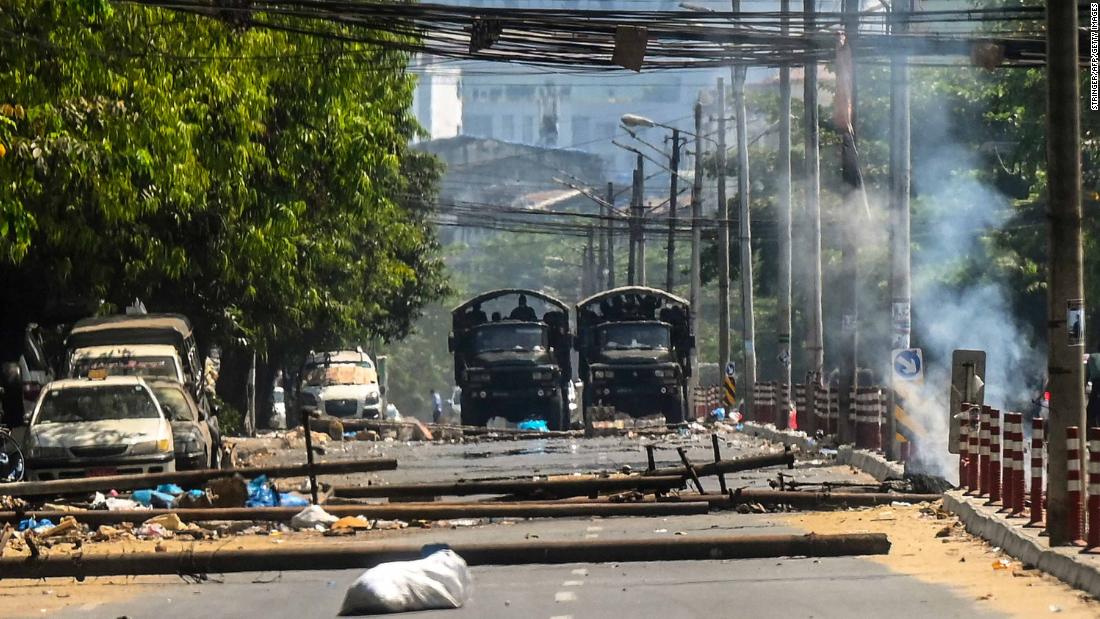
[783,502,1100,618]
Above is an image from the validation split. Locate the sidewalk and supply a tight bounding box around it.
[943,491,1100,598]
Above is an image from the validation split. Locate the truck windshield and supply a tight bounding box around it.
[72,356,179,380]
[471,324,547,353]
[35,385,160,424]
[598,323,670,350]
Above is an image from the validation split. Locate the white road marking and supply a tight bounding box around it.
[550,615,574,619]
[562,580,584,587]
[555,591,578,603]
[584,533,599,539]
[571,568,589,576]
[585,526,603,532]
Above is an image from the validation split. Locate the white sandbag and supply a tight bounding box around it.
[290,504,339,530]
[339,549,471,615]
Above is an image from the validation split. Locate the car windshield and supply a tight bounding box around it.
[73,356,179,380]
[599,323,671,350]
[471,324,547,353]
[303,363,374,386]
[150,384,196,422]
[35,384,160,424]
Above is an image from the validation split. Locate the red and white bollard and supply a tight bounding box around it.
[1067,426,1084,542]
[1088,427,1100,548]
[958,414,970,489]
[989,409,1002,504]
[1001,412,1015,510]
[968,406,981,492]
[1030,417,1044,525]
[1012,413,1026,514]
[979,406,991,497]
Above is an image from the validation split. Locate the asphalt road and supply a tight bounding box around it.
[36,433,1007,618]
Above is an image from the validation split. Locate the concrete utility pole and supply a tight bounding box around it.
[776,0,793,424]
[666,128,682,293]
[1045,0,1085,547]
[802,0,824,382]
[836,0,860,444]
[690,99,704,397]
[733,63,756,418]
[607,182,616,289]
[628,164,639,285]
[636,153,647,286]
[886,0,912,461]
[717,76,731,376]
[597,195,607,293]
[586,226,597,297]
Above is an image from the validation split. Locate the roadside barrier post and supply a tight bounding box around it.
[989,409,1001,504]
[1030,417,1044,525]
[1088,427,1100,547]
[1068,426,1084,542]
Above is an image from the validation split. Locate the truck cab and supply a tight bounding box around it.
[576,287,694,424]
[449,289,572,430]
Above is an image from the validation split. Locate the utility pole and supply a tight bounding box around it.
[887,0,912,461]
[666,128,681,293]
[585,226,596,297]
[628,164,639,285]
[637,153,647,286]
[733,57,756,419]
[717,76,731,377]
[1045,0,1085,547]
[690,99,704,398]
[803,0,824,383]
[597,193,607,294]
[776,0,793,425]
[836,0,861,444]
[606,182,616,289]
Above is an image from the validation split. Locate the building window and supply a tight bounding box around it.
[522,115,535,143]
[465,114,492,138]
[571,115,591,145]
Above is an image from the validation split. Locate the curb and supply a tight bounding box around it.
[835,445,905,482]
[740,422,815,452]
[739,423,904,483]
[943,491,1100,599]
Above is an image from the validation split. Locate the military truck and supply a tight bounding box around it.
[449,289,572,430]
[575,286,693,424]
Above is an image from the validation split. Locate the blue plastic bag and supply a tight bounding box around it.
[278,492,310,508]
[17,517,53,532]
[517,419,548,432]
[132,489,176,508]
[246,474,277,508]
[156,483,184,496]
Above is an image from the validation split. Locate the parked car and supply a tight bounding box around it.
[298,350,383,419]
[145,378,218,470]
[68,344,186,383]
[64,313,207,405]
[23,376,175,481]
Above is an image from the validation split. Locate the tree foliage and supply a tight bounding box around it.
[0,1,447,362]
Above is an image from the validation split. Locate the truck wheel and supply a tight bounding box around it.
[664,394,685,425]
[460,392,483,427]
[545,392,566,431]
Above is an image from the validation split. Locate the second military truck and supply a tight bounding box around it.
[575,286,694,425]
[449,289,572,430]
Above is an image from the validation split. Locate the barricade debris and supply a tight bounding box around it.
[291,505,339,530]
[339,548,472,615]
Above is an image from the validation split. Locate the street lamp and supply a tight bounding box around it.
[621,113,659,129]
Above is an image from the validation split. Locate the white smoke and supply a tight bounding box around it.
[901,138,1045,480]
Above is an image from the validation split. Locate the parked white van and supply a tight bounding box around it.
[299,350,382,419]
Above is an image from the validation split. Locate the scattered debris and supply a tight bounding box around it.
[291,505,339,530]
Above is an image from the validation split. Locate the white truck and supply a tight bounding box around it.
[298,350,383,419]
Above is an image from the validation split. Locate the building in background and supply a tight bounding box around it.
[411,55,462,142]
